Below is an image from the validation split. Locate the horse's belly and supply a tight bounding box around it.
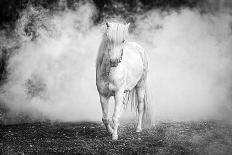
[124,48,144,90]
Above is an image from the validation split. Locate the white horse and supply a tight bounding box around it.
[96,21,150,140]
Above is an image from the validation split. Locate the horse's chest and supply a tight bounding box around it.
[97,80,115,97]
[98,70,123,96]
[97,60,125,96]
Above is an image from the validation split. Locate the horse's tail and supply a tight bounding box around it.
[123,84,151,127]
[123,88,137,112]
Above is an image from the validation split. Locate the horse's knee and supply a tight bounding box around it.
[112,116,119,126]
[138,102,144,113]
[102,118,110,125]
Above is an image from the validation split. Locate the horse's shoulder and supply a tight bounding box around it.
[124,41,148,68]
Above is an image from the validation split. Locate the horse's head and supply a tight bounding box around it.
[105,21,130,67]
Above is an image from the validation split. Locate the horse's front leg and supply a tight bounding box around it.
[112,90,124,140]
[100,95,113,134]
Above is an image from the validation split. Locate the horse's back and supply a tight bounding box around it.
[124,41,147,71]
[123,42,148,90]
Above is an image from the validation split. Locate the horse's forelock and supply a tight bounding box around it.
[106,22,127,46]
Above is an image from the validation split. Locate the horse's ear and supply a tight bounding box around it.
[125,23,130,32]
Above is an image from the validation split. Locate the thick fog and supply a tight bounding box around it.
[0,1,232,123]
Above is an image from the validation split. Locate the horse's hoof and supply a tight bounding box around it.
[108,128,113,135]
[112,134,118,140]
[136,128,142,133]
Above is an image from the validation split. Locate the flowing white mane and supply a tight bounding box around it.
[106,22,127,46]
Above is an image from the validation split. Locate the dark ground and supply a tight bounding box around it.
[1,121,232,154]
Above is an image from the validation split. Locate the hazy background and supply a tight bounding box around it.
[0,0,232,123]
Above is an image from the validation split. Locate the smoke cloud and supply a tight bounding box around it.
[134,9,232,121]
[0,1,232,123]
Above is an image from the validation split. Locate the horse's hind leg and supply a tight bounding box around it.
[136,84,145,132]
[100,95,113,134]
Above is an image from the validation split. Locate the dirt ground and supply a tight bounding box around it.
[1,120,232,155]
